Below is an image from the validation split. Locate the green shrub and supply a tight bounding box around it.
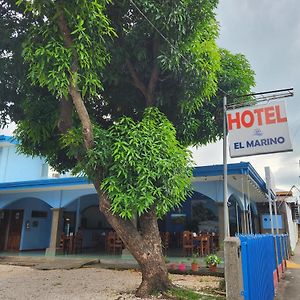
[205,254,222,266]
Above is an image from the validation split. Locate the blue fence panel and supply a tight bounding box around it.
[277,234,289,271]
[239,234,276,300]
[275,235,283,266]
[283,234,289,259]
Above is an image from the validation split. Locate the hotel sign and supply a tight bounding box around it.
[227,101,293,158]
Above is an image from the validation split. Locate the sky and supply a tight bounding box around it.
[192,0,300,193]
[1,1,300,192]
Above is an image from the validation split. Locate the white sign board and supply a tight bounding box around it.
[262,214,283,229]
[264,166,276,191]
[227,101,293,158]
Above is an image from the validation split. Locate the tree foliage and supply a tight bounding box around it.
[3,0,255,214]
[1,1,256,296]
[18,0,115,98]
[102,1,221,142]
[186,49,255,145]
[62,108,192,219]
[0,0,31,125]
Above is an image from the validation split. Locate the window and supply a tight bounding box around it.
[31,211,48,218]
[81,206,111,229]
[191,198,218,233]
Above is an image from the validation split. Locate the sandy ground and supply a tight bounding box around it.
[0,265,222,300]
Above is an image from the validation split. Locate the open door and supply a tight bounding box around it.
[0,210,9,251]
[6,210,24,251]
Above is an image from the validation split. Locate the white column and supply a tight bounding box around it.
[45,208,63,256]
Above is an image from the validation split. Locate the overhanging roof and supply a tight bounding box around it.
[0,160,273,202]
[0,135,17,146]
[0,177,93,194]
[193,162,267,192]
[192,162,273,202]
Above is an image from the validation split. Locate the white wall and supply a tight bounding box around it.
[285,202,299,251]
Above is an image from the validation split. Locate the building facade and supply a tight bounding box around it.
[1,135,296,255]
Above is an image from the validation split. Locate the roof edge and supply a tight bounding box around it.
[0,177,90,191]
[0,135,18,145]
[193,162,270,195]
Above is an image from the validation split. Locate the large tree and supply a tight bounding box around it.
[0,0,255,297]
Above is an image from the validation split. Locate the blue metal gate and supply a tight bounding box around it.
[239,235,278,300]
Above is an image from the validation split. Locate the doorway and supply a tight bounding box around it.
[6,210,24,251]
[0,210,9,250]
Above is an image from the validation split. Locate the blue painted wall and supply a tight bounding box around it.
[6,198,52,250]
[164,197,192,232]
[0,144,47,183]
[0,187,95,209]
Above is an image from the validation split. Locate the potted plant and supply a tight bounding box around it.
[169,262,177,271]
[191,253,199,272]
[205,254,222,272]
[178,261,186,272]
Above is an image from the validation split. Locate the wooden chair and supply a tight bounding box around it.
[113,235,123,255]
[106,231,123,255]
[92,232,101,250]
[73,231,83,254]
[210,233,219,253]
[106,231,114,253]
[60,233,70,255]
[182,231,194,256]
[197,234,210,256]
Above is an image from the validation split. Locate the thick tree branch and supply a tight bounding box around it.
[56,9,145,260]
[126,35,160,107]
[146,35,160,107]
[158,75,171,82]
[94,182,151,263]
[58,96,73,133]
[56,6,93,150]
[125,58,148,98]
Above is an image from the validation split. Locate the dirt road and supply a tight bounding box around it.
[0,265,222,300]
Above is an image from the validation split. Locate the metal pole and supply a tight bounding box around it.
[241,176,248,233]
[267,190,275,235]
[266,183,279,273]
[235,201,240,234]
[223,95,230,238]
[265,167,275,235]
[247,180,253,234]
[273,196,280,234]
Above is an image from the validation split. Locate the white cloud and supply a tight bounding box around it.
[193,0,300,193]
[0,123,16,135]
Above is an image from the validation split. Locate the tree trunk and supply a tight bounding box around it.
[136,248,171,297]
[97,188,172,298]
[56,8,170,297]
[136,206,171,296]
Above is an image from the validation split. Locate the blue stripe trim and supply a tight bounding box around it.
[0,135,18,145]
[0,177,91,191]
[0,161,271,198]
